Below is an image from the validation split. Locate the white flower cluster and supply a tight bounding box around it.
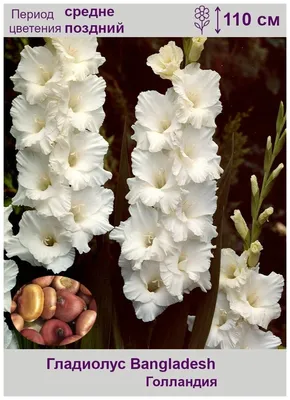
[5,38,114,273]
[4,206,19,349]
[188,247,284,349]
[110,41,222,322]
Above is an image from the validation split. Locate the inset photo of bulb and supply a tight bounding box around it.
[10,276,97,346]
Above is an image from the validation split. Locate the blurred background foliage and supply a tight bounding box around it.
[4,37,286,349]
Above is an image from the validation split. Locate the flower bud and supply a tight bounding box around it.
[248,240,263,268]
[273,222,286,236]
[230,210,249,241]
[188,37,207,63]
[146,41,183,80]
[266,136,272,151]
[272,163,284,179]
[250,175,259,196]
[258,207,274,225]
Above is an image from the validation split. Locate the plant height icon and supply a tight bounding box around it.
[194,5,210,34]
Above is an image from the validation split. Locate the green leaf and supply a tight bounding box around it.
[188,134,234,349]
[114,119,131,226]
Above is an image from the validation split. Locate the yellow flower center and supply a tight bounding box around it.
[68,152,78,167]
[178,253,188,271]
[39,65,52,84]
[72,204,85,223]
[186,90,200,107]
[38,176,51,191]
[159,119,171,133]
[247,293,259,307]
[227,264,238,279]
[147,279,162,292]
[155,168,166,189]
[69,95,81,112]
[144,232,155,248]
[43,235,56,247]
[181,199,192,218]
[34,118,46,133]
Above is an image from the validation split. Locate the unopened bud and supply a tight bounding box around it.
[230,210,249,241]
[272,163,284,179]
[188,37,207,63]
[258,207,274,225]
[248,240,263,268]
[273,222,286,237]
[250,175,259,196]
[266,136,272,151]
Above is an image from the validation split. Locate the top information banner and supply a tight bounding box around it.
[4,3,286,37]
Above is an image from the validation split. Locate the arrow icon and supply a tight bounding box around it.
[215,7,221,33]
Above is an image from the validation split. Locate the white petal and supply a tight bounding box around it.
[71,230,93,254]
[5,236,42,266]
[4,291,12,313]
[123,272,152,303]
[133,300,166,322]
[46,248,75,274]
[4,259,19,293]
[4,321,19,349]
[236,322,282,349]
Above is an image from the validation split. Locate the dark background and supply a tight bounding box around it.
[4,37,286,348]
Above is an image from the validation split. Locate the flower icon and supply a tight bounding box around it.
[194,5,210,34]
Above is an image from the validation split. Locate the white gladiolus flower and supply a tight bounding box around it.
[4,321,19,349]
[7,37,111,276]
[162,181,217,242]
[61,186,114,253]
[55,75,106,132]
[126,150,182,214]
[235,321,281,349]
[227,270,284,329]
[52,37,105,81]
[132,89,182,152]
[110,203,176,270]
[6,211,75,273]
[206,291,241,349]
[147,41,183,80]
[49,130,111,190]
[11,45,62,104]
[15,150,71,218]
[172,63,222,128]
[169,125,223,185]
[111,40,223,321]
[4,205,13,248]
[4,260,19,312]
[220,249,250,290]
[123,261,179,322]
[160,240,213,299]
[10,95,58,154]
